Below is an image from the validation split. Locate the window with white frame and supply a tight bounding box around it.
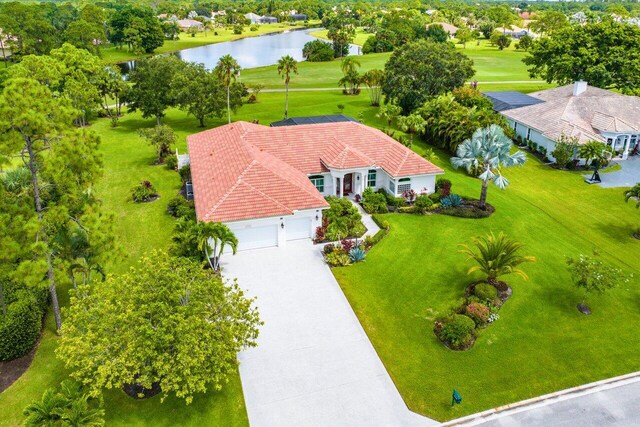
[367,169,377,187]
[397,177,411,193]
[388,180,395,194]
[309,175,324,192]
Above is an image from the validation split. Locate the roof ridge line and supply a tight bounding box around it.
[204,160,258,220]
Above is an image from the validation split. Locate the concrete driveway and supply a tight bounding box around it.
[223,240,436,427]
[589,158,640,188]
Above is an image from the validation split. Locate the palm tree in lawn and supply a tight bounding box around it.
[451,124,527,210]
[624,183,640,208]
[461,232,536,286]
[195,221,238,272]
[214,54,241,124]
[277,55,298,120]
[398,113,426,147]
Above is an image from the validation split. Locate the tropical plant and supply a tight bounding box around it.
[349,247,366,263]
[451,125,527,209]
[624,183,640,208]
[23,381,105,427]
[214,54,240,124]
[131,180,158,202]
[361,69,384,106]
[376,102,402,130]
[567,253,630,313]
[339,57,361,95]
[277,55,298,119]
[578,140,613,167]
[440,194,463,208]
[460,232,536,284]
[194,221,238,272]
[397,113,426,147]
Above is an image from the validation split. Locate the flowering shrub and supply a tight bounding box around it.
[436,178,452,196]
[315,226,326,242]
[131,180,158,202]
[487,313,500,324]
[402,189,417,203]
[465,302,490,326]
[341,239,355,252]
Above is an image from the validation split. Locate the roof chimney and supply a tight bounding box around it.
[573,80,588,96]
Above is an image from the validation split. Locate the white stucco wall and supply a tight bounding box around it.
[383,172,438,197]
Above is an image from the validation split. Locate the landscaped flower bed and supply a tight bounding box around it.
[314,196,366,243]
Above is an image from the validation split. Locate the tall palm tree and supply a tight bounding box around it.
[195,221,238,271]
[624,183,640,208]
[451,124,527,209]
[461,232,536,285]
[398,113,426,147]
[214,54,240,124]
[276,55,298,120]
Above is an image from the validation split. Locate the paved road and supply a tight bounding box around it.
[459,378,640,427]
[591,158,640,188]
[223,240,435,427]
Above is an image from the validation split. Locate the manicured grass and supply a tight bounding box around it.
[308,28,374,46]
[101,22,312,63]
[241,39,550,90]
[332,143,640,421]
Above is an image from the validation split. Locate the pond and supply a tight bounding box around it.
[118,28,360,74]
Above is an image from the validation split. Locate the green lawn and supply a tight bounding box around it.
[332,143,640,421]
[101,22,313,63]
[241,39,551,91]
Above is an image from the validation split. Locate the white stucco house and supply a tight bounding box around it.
[485,82,640,162]
[186,120,443,250]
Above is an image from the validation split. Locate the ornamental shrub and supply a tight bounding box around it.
[414,194,433,213]
[166,195,195,219]
[441,194,463,208]
[436,178,452,196]
[362,188,388,214]
[0,284,47,361]
[465,302,490,326]
[165,154,178,170]
[474,283,498,301]
[325,251,351,267]
[439,314,476,349]
[131,180,158,202]
[178,165,191,183]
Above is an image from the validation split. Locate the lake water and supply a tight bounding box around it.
[118,28,360,74]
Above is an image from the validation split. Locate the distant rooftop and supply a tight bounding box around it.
[483,91,545,112]
[270,115,359,127]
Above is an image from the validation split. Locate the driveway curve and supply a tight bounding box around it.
[223,240,436,427]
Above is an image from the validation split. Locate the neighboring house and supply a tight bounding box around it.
[290,13,308,21]
[244,13,262,24]
[259,16,278,24]
[177,19,203,30]
[486,82,640,162]
[427,22,459,37]
[270,114,358,127]
[495,25,535,38]
[186,121,443,250]
[519,11,536,20]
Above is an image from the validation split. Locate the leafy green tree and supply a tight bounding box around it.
[515,34,533,51]
[624,183,640,208]
[362,30,396,54]
[57,253,260,403]
[567,253,630,312]
[551,134,579,168]
[451,125,527,209]
[524,21,640,92]
[398,113,426,147]
[173,62,232,127]
[0,2,57,58]
[376,102,402,131]
[361,69,384,106]
[455,27,475,48]
[125,55,185,125]
[277,55,298,119]
[108,6,164,53]
[461,232,536,284]
[528,11,569,36]
[490,32,511,50]
[302,40,335,62]
[478,21,495,39]
[195,222,238,272]
[487,5,516,34]
[324,9,356,58]
[382,40,474,114]
[577,141,613,167]
[215,54,241,124]
[96,66,127,127]
[63,20,104,54]
[138,125,177,163]
[425,24,449,43]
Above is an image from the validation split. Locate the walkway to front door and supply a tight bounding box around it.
[223,241,436,427]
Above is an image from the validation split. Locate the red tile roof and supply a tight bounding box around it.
[187,121,443,223]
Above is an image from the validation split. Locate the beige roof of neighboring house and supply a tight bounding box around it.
[428,22,459,34]
[177,19,202,28]
[502,84,640,144]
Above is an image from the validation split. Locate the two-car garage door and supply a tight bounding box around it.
[231,217,312,251]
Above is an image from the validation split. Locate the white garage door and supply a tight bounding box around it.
[232,224,278,251]
[286,217,311,241]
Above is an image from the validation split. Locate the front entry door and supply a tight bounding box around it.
[343,174,353,194]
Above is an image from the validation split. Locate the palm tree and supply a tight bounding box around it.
[624,183,640,208]
[59,397,105,427]
[23,388,66,426]
[578,140,613,167]
[195,221,238,271]
[398,113,426,147]
[214,55,241,124]
[339,57,361,95]
[276,55,298,120]
[340,57,360,75]
[451,124,527,210]
[376,103,402,131]
[461,232,536,285]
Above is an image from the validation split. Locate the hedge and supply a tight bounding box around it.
[0,285,47,361]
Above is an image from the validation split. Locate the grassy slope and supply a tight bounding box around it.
[101,22,312,63]
[333,143,640,421]
[0,91,383,426]
[241,39,552,92]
